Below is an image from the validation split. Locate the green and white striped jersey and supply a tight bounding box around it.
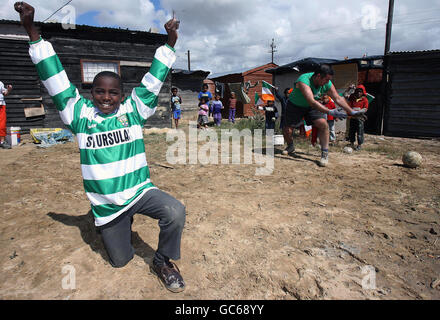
[29,38,176,226]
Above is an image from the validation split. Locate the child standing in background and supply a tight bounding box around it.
[170,87,182,129]
[258,99,278,130]
[348,85,369,150]
[0,81,12,149]
[198,96,209,129]
[228,92,237,123]
[198,83,212,116]
[322,94,336,144]
[211,94,223,126]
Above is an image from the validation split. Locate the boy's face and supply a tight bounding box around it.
[322,95,329,103]
[215,95,220,100]
[92,76,123,114]
[202,85,208,92]
[355,89,363,98]
[172,89,178,96]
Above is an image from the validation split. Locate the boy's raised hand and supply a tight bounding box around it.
[165,18,179,48]
[14,2,34,26]
[14,2,39,41]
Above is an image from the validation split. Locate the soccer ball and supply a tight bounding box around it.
[343,146,353,154]
[402,151,422,168]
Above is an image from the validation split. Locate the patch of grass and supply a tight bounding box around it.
[363,144,402,159]
[143,132,166,144]
[234,111,265,133]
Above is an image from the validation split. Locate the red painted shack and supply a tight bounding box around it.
[209,63,277,118]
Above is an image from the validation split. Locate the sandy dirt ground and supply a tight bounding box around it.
[1,126,439,300]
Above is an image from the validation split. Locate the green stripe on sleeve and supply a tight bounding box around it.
[134,86,158,109]
[165,43,176,52]
[51,83,78,111]
[28,36,43,45]
[148,58,171,83]
[35,55,64,81]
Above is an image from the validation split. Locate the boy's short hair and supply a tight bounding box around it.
[93,71,123,91]
[171,87,178,91]
[202,83,209,89]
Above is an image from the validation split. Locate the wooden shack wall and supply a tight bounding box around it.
[243,69,275,117]
[42,35,172,129]
[209,74,244,118]
[0,38,43,132]
[0,22,171,132]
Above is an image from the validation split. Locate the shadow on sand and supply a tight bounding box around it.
[253,147,319,165]
[47,211,156,265]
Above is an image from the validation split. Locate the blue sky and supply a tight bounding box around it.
[2,0,439,73]
[76,0,163,28]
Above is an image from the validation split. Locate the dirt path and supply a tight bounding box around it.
[1,131,439,299]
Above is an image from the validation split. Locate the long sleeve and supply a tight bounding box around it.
[29,38,81,133]
[131,44,176,124]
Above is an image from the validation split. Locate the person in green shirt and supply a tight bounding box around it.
[282,64,366,167]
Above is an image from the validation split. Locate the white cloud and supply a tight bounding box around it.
[2,0,439,74]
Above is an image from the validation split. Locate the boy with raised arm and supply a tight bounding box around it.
[15,1,186,293]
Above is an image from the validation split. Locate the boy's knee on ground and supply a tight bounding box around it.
[161,201,186,229]
[108,247,134,268]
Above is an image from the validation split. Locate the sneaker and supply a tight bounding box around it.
[0,141,11,149]
[151,261,185,293]
[282,143,295,155]
[355,145,362,151]
[318,150,329,167]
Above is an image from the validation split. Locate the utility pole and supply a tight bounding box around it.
[269,38,277,64]
[380,0,395,135]
[187,50,191,71]
[384,0,395,55]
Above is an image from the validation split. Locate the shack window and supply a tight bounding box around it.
[80,60,120,84]
[373,59,383,66]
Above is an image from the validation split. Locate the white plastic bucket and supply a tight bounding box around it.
[6,126,21,146]
[273,134,284,146]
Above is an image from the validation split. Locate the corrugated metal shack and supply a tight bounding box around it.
[209,63,278,118]
[384,49,440,137]
[0,20,172,133]
[171,69,210,122]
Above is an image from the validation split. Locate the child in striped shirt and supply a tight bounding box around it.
[15,1,185,293]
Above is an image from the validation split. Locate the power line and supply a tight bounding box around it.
[43,0,74,23]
